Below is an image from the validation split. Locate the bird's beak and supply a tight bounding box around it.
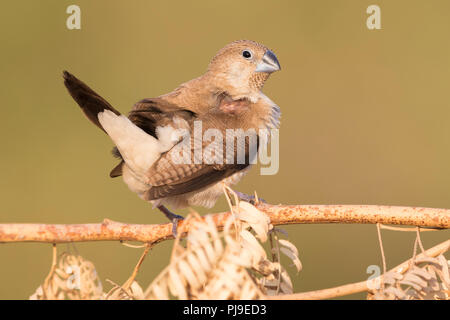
[255,50,281,73]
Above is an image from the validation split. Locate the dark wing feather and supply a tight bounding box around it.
[144,163,248,200]
[109,161,125,178]
[129,98,196,137]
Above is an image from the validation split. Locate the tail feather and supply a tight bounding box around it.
[63,71,121,132]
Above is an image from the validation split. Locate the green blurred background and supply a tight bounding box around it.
[0,0,449,299]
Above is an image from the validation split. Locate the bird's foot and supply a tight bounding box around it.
[234,191,266,205]
[157,205,185,237]
[170,216,184,237]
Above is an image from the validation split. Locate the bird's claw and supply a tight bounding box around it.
[157,205,185,237]
[234,191,266,205]
[171,215,184,237]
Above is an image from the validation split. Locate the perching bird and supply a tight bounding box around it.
[63,40,281,233]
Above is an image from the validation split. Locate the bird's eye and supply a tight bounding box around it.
[242,50,252,59]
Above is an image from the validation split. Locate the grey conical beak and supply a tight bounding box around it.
[255,50,281,73]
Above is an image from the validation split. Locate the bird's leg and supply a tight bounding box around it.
[157,205,184,237]
[233,191,266,205]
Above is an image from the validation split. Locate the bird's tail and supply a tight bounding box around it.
[63,71,122,133]
[63,71,164,177]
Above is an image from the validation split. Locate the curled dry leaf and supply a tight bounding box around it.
[372,254,450,300]
[30,253,103,300]
[278,239,302,272]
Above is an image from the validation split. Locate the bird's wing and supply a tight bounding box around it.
[144,102,259,200]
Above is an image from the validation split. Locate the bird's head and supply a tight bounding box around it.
[206,40,281,101]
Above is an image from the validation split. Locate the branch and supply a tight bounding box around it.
[269,239,450,300]
[0,204,448,243]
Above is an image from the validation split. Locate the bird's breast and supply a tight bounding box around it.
[256,93,281,131]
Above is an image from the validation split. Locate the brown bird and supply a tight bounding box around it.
[63,40,281,234]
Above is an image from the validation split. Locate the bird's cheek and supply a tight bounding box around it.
[228,62,245,77]
[226,65,250,86]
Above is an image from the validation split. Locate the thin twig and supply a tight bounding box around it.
[122,243,153,291]
[120,241,147,249]
[376,223,386,291]
[416,228,427,254]
[411,233,420,267]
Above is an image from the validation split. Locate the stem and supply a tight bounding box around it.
[0,204,448,244]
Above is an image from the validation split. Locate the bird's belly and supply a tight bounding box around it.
[122,164,150,199]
